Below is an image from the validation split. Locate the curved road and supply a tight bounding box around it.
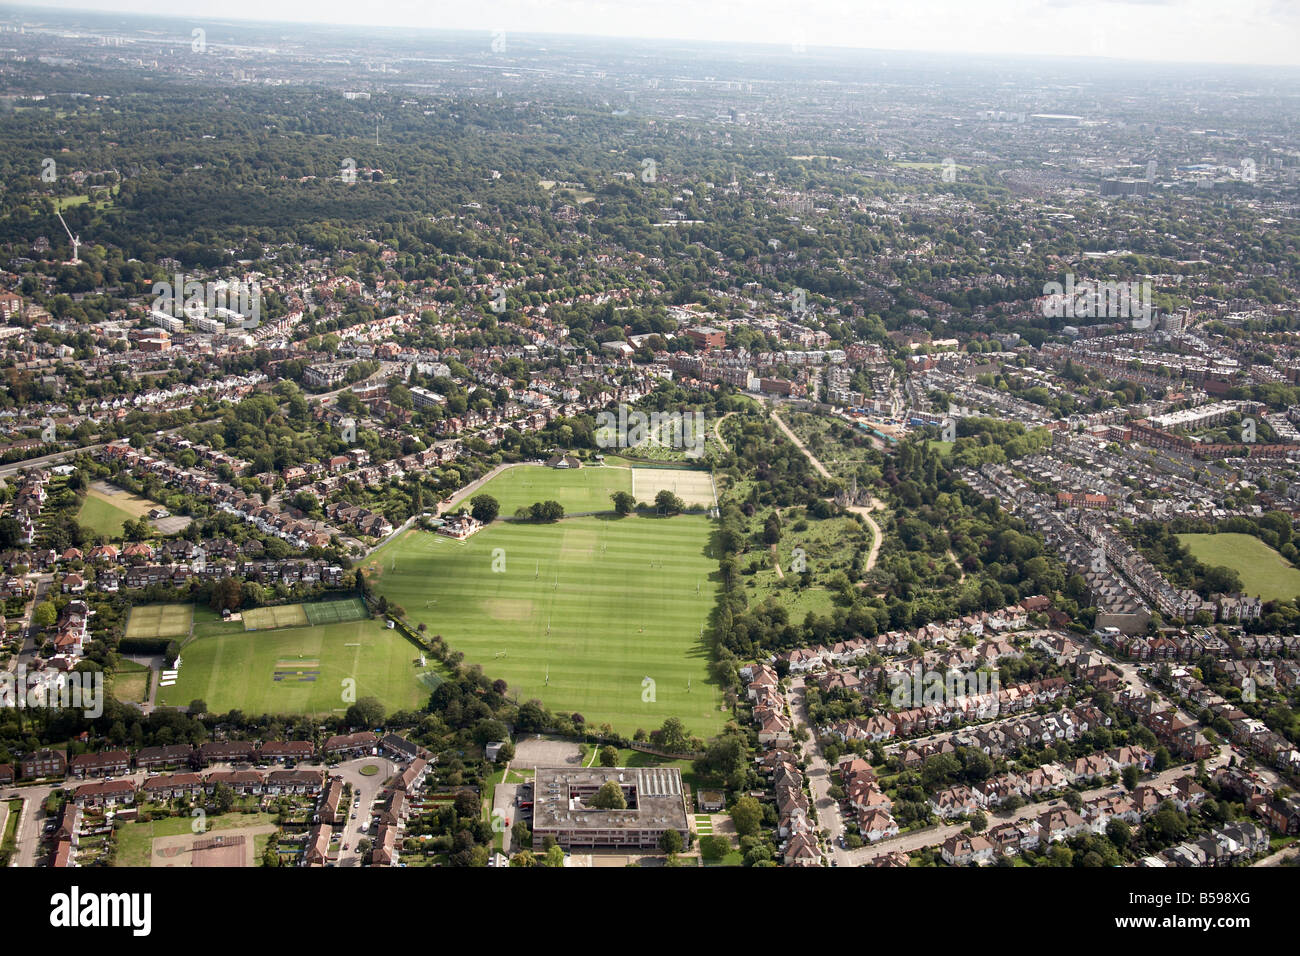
[713,411,735,455]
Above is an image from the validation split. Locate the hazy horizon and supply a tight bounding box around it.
[4,0,1300,69]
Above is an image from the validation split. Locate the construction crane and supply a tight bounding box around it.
[55,211,80,265]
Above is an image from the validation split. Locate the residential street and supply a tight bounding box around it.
[6,756,396,868]
[329,755,401,867]
[842,756,1232,865]
[788,676,849,865]
[787,645,1238,867]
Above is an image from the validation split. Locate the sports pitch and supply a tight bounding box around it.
[471,463,632,514]
[125,603,194,639]
[469,462,715,514]
[155,615,432,715]
[242,603,309,631]
[630,466,717,508]
[242,597,368,631]
[371,513,726,737]
[305,596,369,626]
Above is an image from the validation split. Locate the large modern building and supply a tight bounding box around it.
[531,767,690,849]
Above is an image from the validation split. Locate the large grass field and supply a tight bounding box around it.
[155,615,432,716]
[471,464,632,514]
[1178,532,1300,602]
[371,513,725,738]
[77,486,159,539]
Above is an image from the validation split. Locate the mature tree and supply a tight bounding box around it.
[731,795,763,837]
[1153,746,1172,772]
[653,717,691,753]
[33,602,57,629]
[0,518,22,550]
[470,494,500,524]
[344,696,385,729]
[213,782,235,813]
[453,791,480,818]
[694,731,748,788]
[655,489,685,516]
[209,576,243,613]
[1107,818,1131,848]
[658,828,684,854]
[611,491,636,515]
[598,745,619,767]
[543,844,566,867]
[698,834,730,861]
[528,500,565,522]
[589,781,627,810]
[472,718,509,747]
[511,819,531,846]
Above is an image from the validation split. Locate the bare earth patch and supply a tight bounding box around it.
[150,824,276,867]
[511,735,584,768]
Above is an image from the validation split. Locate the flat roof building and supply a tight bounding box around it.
[532,766,690,849]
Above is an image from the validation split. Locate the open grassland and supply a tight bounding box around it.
[1178,532,1300,602]
[77,485,159,538]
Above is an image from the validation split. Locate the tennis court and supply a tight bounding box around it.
[304,597,370,626]
[242,598,369,631]
[242,604,310,631]
[125,604,194,639]
[631,466,717,508]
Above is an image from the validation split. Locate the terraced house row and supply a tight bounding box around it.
[2,731,388,782]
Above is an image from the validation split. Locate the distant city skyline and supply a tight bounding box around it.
[9,0,1300,68]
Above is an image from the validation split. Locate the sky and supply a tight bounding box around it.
[11,0,1300,67]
